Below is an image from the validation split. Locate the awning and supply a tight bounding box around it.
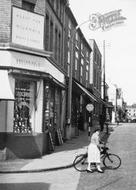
[104,102,114,108]
[74,81,97,102]
[95,96,113,108]
[0,70,15,101]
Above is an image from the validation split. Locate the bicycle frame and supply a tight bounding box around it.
[82,146,109,161]
[73,145,121,171]
[100,146,110,159]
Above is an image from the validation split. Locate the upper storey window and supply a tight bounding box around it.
[22,0,35,12]
[49,0,62,19]
[75,32,79,49]
[50,0,55,7]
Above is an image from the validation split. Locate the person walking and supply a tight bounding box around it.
[87,129,104,173]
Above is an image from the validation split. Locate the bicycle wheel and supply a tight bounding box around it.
[103,153,121,169]
[73,154,87,172]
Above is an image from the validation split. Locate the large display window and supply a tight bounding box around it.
[13,79,36,133]
[43,82,62,137]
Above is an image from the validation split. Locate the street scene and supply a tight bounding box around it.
[0,123,136,190]
[0,0,136,189]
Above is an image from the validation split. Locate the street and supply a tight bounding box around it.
[0,123,136,190]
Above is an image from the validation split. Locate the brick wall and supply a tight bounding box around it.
[0,0,22,43]
[11,0,22,7]
[35,0,46,15]
[0,0,12,43]
[0,0,45,44]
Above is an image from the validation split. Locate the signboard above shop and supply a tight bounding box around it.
[11,6,44,50]
[0,51,65,85]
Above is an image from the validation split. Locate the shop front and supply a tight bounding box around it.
[71,80,97,136]
[0,50,65,159]
[43,81,65,150]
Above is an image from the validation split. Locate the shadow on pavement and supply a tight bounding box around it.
[53,131,89,153]
[0,126,114,172]
[54,126,113,154]
[0,182,50,190]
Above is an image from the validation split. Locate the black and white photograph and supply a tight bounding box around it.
[0,0,135,189]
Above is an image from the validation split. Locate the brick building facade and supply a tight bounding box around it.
[0,0,102,159]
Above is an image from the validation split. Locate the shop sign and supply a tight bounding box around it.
[86,104,94,112]
[12,7,44,49]
[0,51,65,84]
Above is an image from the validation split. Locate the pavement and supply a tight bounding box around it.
[0,126,112,173]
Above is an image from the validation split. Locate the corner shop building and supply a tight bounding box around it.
[0,50,65,159]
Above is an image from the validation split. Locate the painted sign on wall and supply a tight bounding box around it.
[12,7,44,49]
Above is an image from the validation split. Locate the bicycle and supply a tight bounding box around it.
[73,144,121,172]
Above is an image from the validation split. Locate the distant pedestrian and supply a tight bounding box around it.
[105,113,110,134]
[87,129,104,173]
[116,114,119,125]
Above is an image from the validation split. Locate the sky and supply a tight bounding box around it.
[69,0,136,105]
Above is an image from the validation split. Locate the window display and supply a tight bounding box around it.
[13,79,36,133]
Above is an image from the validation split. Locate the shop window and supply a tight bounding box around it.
[50,87,55,127]
[43,83,61,132]
[54,88,61,127]
[13,79,36,133]
[43,84,50,131]
[43,83,55,132]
